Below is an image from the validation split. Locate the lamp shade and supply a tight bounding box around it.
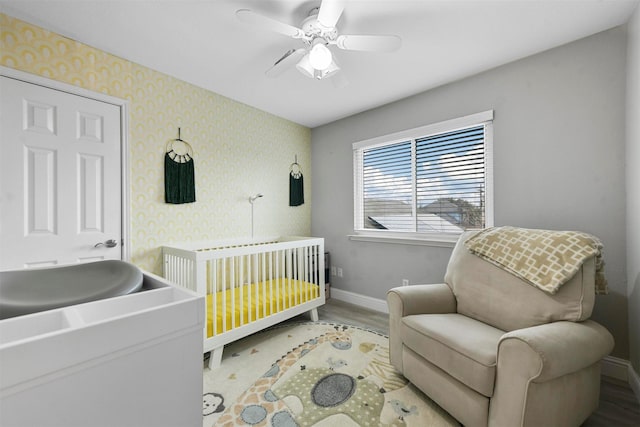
[297,52,341,80]
[316,60,340,79]
[296,53,315,78]
[308,43,332,70]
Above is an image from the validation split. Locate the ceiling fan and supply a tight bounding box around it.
[236,0,402,81]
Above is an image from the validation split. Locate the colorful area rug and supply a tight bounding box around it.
[202,322,459,427]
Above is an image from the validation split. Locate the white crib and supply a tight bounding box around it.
[162,236,325,369]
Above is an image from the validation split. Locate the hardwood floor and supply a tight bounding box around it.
[309,298,640,426]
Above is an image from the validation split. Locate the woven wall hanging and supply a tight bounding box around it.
[165,128,196,204]
[289,155,304,207]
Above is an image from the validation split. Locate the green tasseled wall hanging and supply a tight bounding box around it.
[289,155,304,207]
[165,128,196,204]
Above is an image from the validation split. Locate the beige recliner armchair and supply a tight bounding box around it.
[387,230,614,427]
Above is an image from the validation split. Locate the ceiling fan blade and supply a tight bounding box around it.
[265,49,307,78]
[236,9,305,39]
[317,0,344,28]
[336,34,402,52]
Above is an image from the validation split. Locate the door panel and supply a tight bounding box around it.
[0,76,122,269]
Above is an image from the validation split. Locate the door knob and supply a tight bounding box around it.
[94,239,118,248]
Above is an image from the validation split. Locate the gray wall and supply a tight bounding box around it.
[312,27,630,358]
[626,5,640,378]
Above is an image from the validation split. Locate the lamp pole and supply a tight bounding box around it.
[249,193,263,238]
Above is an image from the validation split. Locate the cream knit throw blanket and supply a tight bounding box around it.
[464,226,608,295]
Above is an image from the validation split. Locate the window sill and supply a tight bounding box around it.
[348,232,458,248]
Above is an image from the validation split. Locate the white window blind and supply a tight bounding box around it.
[353,111,493,240]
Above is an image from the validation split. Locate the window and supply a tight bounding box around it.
[353,111,493,243]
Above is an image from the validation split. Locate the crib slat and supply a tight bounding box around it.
[268,251,278,314]
[221,260,227,334]
[275,250,280,313]
[260,251,266,319]
[253,254,259,323]
[307,246,312,301]
[210,259,217,337]
[295,247,309,304]
[305,246,316,302]
[289,248,300,307]
[308,247,314,302]
[282,249,296,310]
[279,252,283,311]
[231,257,236,330]
[304,247,312,288]
[239,256,244,327]
[312,246,316,299]
[247,254,252,323]
[309,247,313,298]
[285,249,297,308]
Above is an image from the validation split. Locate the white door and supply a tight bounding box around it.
[0,76,123,269]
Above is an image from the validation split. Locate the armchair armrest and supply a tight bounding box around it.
[387,284,457,317]
[490,320,614,426]
[498,320,614,382]
[387,284,456,372]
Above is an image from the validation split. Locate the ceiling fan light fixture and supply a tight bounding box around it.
[295,54,315,78]
[297,54,340,80]
[308,42,333,70]
[317,60,340,79]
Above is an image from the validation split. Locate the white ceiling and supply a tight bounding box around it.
[1,0,638,128]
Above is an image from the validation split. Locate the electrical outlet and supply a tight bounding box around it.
[337,267,343,278]
[402,279,409,287]
[331,266,337,276]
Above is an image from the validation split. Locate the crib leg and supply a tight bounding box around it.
[207,347,224,370]
[309,308,319,322]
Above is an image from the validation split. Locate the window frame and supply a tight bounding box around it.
[351,110,494,246]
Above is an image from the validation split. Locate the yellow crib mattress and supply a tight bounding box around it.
[206,279,319,337]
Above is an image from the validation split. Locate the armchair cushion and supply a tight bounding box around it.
[387,284,456,372]
[401,313,504,397]
[445,231,596,332]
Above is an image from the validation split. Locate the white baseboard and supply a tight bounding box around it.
[330,287,388,314]
[601,355,630,381]
[630,363,640,405]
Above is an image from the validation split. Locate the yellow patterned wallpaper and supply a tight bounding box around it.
[0,14,312,274]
